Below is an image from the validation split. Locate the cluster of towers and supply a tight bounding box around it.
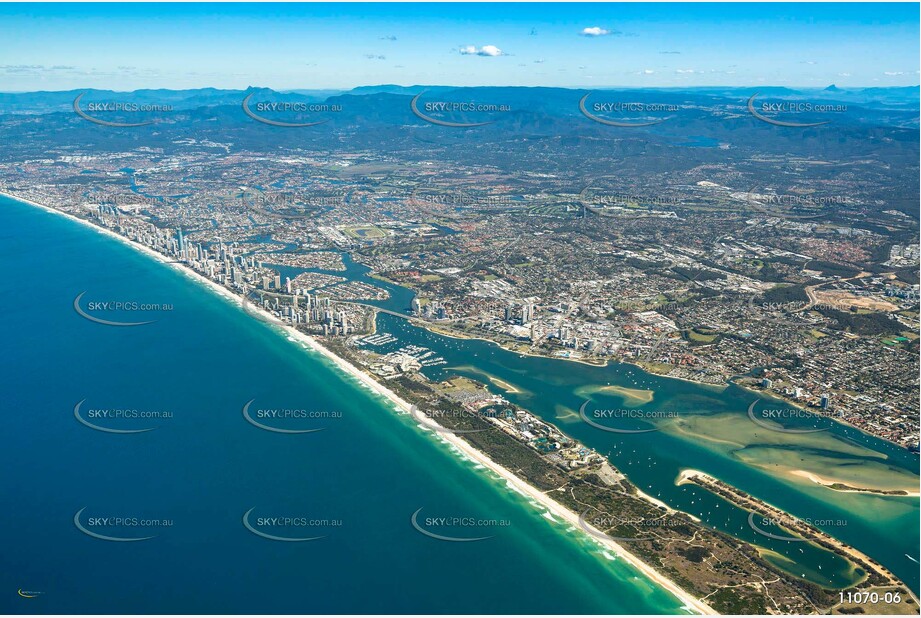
[504,301,536,325]
[93,208,355,337]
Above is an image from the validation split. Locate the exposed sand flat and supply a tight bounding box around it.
[576,384,655,405]
[487,376,523,394]
[669,412,885,457]
[553,404,580,423]
[790,470,921,497]
[7,191,715,616]
[445,364,527,395]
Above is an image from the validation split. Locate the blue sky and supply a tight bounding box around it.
[0,3,918,91]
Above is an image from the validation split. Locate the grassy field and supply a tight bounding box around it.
[341,224,388,239]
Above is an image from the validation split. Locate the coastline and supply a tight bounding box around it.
[677,468,920,604]
[3,191,715,616]
[732,379,914,455]
[789,469,920,498]
[400,293,912,454]
[415,318,730,385]
[361,273,911,454]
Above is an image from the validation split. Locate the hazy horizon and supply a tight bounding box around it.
[1,3,918,91]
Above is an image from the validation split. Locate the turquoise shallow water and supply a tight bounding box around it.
[288,242,919,590]
[0,195,686,614]
[370,312,920,593]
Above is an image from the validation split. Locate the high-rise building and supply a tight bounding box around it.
[522,302,535,324]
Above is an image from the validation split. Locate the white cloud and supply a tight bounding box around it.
[459,44,505,57]
[675,69,697,74]
[838,72,851,77]
[884,71,905,76]
[580,26,612,37]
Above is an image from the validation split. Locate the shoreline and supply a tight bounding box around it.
[3,191,715,616]
[732,379,915,455]
[789,469,920,498]
[349,255,911,454]
[419,320,726,379]
[677,469,920,603]
[395,291,912,455]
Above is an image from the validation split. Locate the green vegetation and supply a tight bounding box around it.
[685,327,719,344]
[341,224,388,239]
[809,260,862,278]
[819,308,903,337]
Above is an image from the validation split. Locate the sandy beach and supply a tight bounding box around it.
[789,469,920,497]
[676,468,920,605]
[3,190,714,615]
